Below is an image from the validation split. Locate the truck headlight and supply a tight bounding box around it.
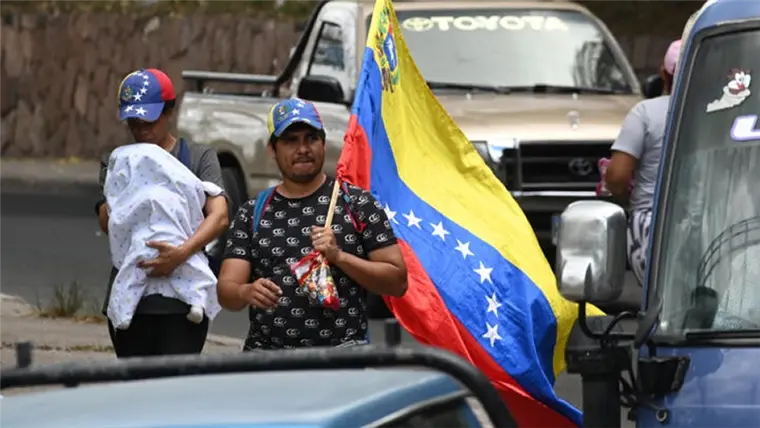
[487,138,518,163]
[471,141,493,164]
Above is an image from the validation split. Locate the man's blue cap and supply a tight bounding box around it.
[267,98,324,138]
[117,68,176,122]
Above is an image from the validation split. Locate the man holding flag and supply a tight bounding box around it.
[335,0,604,426]
[217,98,407,350]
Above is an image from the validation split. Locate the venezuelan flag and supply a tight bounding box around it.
[337,0,604,426]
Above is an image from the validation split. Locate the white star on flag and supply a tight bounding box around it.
[124,105,134,112]
[403,210,422,229]
[474,261,493,284]
[142,74,149,80]
[135,107,147,116]
[139,87,148,94]
[143,81,150,87]
[291,108,300,115]
[454,240,474,259]
[482,323,502,347]
[430,221,449,241]
[133,94,143,101]
[384,204,399,224]
[486,293,502,316]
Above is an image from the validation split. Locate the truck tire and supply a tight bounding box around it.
[222,166,246,217]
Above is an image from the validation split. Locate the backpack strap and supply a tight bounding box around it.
[251,186,277,235]
[177,138,192,170]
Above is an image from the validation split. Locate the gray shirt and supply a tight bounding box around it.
[96,139,227,315]
[610,95,671,211]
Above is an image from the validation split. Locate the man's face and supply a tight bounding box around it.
[126,112,170,145]
[270,123,325,184]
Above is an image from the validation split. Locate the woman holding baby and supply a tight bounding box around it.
[94,68,229,358]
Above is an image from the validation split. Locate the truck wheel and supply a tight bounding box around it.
[221,166,246,217]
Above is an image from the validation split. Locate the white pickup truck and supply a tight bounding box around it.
[180,0,655,313]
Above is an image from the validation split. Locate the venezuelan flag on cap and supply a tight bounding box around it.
[337,0,604,426]
[266,98,325,138]
[117,68,176,122]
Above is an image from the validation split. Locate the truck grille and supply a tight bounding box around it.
[495,140,612,191]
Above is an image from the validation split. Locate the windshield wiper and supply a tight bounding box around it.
[503,84,629,95]
[426,81,512,94]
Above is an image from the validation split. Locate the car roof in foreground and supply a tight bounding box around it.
[2,368,464,428]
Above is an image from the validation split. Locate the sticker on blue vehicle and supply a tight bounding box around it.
[706,69,751,113]
[731,114,760,141]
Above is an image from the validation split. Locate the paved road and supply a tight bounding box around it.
[1,181,637,426]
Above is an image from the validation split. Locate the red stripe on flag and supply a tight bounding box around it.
[337,115,373,189]
[386,241,577,428]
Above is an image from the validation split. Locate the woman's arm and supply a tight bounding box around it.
[607,103,646,204]
[138,146,230,276]
[95,154,110,234]
[607,152,638,204]
[98,203,109,234]
[183,147,230,254]
[180,195,229,255]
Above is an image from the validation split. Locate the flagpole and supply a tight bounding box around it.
[324,178,342,228]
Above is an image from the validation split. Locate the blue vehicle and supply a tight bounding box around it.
[0,335,516,428]
[555,0,760,426]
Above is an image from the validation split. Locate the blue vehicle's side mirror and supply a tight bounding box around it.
[555,200,627,304]
[642,74,664,99]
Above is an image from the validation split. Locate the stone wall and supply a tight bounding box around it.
[1,5,695,158]
[0,13,301,158]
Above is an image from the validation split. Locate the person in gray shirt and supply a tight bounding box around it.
[606,40,681,286]
[94,68,229,357]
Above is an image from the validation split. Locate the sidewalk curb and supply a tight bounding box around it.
[0,294,244,348]
[206,334,243,347]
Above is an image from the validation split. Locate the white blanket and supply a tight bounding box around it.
[104,143,223,329]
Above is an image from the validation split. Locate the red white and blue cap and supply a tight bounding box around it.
[117,68,176,122]
[266,98,324,138]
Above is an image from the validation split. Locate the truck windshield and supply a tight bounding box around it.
[388,8,634,93]
[655,28,760,336]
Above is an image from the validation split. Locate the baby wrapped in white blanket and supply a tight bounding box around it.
[105,143,223,330]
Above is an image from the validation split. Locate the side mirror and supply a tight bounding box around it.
[642,74,663,99]
[297,75,345,104]
[555,201,627,304]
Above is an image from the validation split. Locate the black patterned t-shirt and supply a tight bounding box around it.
[223,177,397,350]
